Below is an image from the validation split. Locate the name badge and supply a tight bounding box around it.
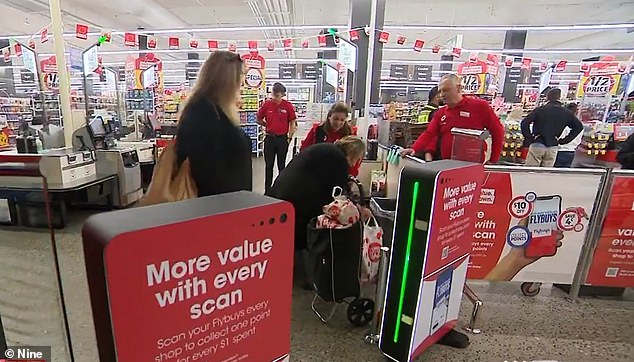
[460,111,470,117]
[280,109,288,114]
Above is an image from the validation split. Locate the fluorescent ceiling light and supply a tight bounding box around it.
[384,23,634,31]
[383,47,634,54]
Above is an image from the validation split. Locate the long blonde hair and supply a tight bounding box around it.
[182,51,243,124]
[335,136,365,160]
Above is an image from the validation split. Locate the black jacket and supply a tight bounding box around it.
[521,101,583,147]
[176,97,252,197]
[267,143,349,249]
[617,133,634,170]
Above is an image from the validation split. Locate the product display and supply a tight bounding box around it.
[239,86,264,155]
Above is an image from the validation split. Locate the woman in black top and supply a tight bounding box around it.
[267,136,366,250]
[177,51,252,196]
[617,133,634,170]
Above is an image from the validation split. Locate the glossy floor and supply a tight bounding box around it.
[0,156,632,361]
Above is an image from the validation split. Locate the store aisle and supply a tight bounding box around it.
[0,160,632,361]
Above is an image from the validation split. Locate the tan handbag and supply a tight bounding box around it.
[137,142,197,206]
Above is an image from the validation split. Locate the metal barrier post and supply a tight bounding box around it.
[569,168,614,300]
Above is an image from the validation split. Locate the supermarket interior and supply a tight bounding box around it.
[0,0,634,361]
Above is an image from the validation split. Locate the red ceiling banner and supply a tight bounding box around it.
[432,45,440,54]
[228,41,237,52]
[13,43,22,57]
[267,41,275,52]
[452,47,462,58]
[40,28,49,43]
[413,39,424,52]
[147,37,157,50]
[283,39,292,51]
[207,40,218,51]
[28,39,36,50]
[189,39,199,49]
[469,52,478,61]
[124,33,136,47]
[540,61,548,71]
[248,40,258,54]
[349,29,359,42]
[521,57,532,69]
[555,60,567,72]
[378,31,390,43]
[397,35,407,45]
[168,37,180,50]
[486,53,499,66]
[301,38,309,48]
[75,24,89,40]
[2,48,10,62]
[318,35,327,47]
[504,56,514,67]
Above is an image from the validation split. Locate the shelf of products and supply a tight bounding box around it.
[239,87,264,156]
[0,97,34,132]
[499,121,525,163]
[32,93,63,126]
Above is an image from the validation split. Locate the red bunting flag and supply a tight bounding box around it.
[452,47,462,58]
[228,41,237,52]
[432,45,440,53]
[40,28,49,43]
[378,31,390,43]
[580,63,589,72]
[189,39,199,49]
[413,39,424,52]
[540,61,548,71]
[301,38,309,48]
[28,39,36,50]
[486,53,499,66]
[267,41,275,52]
[521,57,532,69]
[505,56,514,67]
[318,35,327,47]
[124,33,136,47]
[147,37,157,49]
[2,48,10,62]
[248,40,258,54]
[75,24,89,40]
[349,29,359,41]
[283,39,292,51]
[469,53,478,61]
[208,40,218,51]
[101,30,112,43]
[13,43,22,57]
[397,35,407,45]
[555,60,567,72]
[169,37,180,50]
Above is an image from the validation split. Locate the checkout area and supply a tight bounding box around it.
[0,115,156,228]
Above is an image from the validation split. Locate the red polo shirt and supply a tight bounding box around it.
[412,96,504,162]
[257,99,297,135]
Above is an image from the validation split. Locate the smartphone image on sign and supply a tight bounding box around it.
[525,195,562,258]
[430,267,453,335]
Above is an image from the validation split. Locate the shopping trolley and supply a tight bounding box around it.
[306,218,375,326]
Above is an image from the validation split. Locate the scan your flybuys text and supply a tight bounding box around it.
[145,238,274,319]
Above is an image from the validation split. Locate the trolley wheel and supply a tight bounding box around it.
[347,298,374,327]
[521,282,541,297]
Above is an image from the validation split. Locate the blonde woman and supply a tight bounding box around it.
[176,51,252,196]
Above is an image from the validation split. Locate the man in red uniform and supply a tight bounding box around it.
[401,74,504,163]
[257,82,297,193]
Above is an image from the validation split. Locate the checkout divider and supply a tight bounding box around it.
[377,146,632,332]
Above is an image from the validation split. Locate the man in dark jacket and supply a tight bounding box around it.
[617,133,634,169]
[521,88,583,167]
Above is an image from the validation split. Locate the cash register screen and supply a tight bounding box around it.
[89,116,107,137]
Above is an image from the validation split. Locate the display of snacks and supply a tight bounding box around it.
[500,121,525,162]
[239,86,264,155]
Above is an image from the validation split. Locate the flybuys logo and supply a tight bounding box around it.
[2,346,50,361]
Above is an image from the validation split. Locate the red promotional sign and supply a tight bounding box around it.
[147,37,157,50]
[228,41,237,53]
[469,53,478,61]
[413,39,424,52]
[349,29,359,41]
[124,32,137,47]
[283,39,292,51]
[248,40,258,54]
[301,38,309,48]
[318,35,327,47]
[555,60,567,72]
[586,176,634,287]
[452,47,462,58]
[208,40,218,51]
[2,48,10,62]
[85,195,294,362]
[189,39,199,49]
[76,23,89,40]
[378,31,390,43]
[521,57,532,69]
[504,56,514,67]
[397,35,407,45]
[432,45,440,54]
[28,39,36,50]
[540,62,548,71]
[169,37,180,50]
[13,43,22,58]
[267,41,275,52]
[580,63,590,72]
[40,27,49,43]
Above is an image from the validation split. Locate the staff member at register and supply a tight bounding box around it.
[257,82,298,194]
[400,74,505,164]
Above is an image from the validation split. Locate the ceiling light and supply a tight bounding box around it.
[384,23,634,32]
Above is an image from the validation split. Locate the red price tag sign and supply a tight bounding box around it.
[507,196,533,219]
[557,210,580,231]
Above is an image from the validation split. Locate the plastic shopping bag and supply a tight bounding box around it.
[361,215,383,282]
[322,186,360,226]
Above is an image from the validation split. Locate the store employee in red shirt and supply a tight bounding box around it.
[257,82,298,193]
[401,74,504,163]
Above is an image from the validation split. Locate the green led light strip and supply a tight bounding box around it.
[393,181,420,343]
